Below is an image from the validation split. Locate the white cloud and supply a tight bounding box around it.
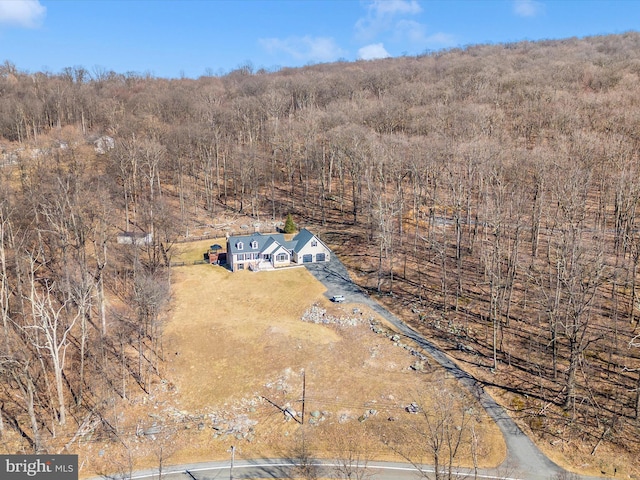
[358,43,390,60]
[394,19,426,43]
[354,0,453,56]
[259,36,347,63]
[391,20,456,50]
[0,0,46,28]
[356,0,422,40]
[371,0,422,16]
[513,0,544,17]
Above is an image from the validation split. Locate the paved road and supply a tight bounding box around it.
[90,458,535,480]
[305,257,596,480]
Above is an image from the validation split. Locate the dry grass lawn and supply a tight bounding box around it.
[165,265,335,407]
[80,245,506,476]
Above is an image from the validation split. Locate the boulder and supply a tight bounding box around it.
[405,402,420,414]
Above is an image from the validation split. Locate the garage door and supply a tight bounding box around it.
[302,254,313,263]
[316,253,326,262]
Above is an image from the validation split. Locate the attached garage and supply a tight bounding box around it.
[291,229,331,265]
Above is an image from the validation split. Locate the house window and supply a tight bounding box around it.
[237,254,245,261]
[251,240,258,249]
[237,241,243,250]
[276,253,288,262]
[311,240,317,247]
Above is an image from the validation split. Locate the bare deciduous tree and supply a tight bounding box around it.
[382,382,476,480]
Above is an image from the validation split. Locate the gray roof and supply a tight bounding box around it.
[227,229,327,256]
[227,232,287,255]
[291,228,327,253]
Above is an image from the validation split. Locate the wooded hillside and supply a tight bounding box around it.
[1,32,640,470]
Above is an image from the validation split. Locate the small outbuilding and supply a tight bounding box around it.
[208,244,223,264]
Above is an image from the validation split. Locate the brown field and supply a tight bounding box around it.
[80,252,505,476]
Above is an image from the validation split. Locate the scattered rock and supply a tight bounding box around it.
[94,136,115,154]
[284,407,297,421]
[301,304,366,327]
[405,403,421,414]
[143,424,162,436]
[411,360,427,372]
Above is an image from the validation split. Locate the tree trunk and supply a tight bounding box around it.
[564,338,579,411]
[635,372,640,419]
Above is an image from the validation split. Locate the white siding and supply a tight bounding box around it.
[294,237,330,263]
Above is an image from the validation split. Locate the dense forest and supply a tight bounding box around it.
[1,31,640,470]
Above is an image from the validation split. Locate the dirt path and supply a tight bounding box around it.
[305,257,585,480]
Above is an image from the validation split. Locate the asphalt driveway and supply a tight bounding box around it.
[305,256,583,480]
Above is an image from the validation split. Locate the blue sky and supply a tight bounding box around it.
[0,0,639,78]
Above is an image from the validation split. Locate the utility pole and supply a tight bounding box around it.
[230,445,235,480]
[262,370,307,424]
[301,369,306,425]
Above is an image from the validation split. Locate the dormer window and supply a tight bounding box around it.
[251,240,258,249]
[237,241,243,251]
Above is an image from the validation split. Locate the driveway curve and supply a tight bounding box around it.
[305,256,596,480]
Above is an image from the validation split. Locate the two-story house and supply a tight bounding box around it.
[226,229,330,272]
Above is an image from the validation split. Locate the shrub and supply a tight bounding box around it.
[284,213,297,234]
